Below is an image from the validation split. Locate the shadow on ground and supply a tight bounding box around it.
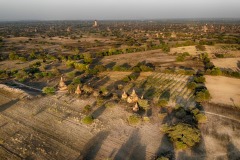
[0,99,19,112]
[114,129,146,160]
[76,131,110,160]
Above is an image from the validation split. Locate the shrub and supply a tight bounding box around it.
[9,51,18,60]
[67,70,77,78]
[132,66,141,72]
[161,123,201,150]
[156,157,169,160]
[0,70,9,79]
[82,85,93,94]
[128,74,138,81]
[195,113,207,123]
[196,45,206,51]
[83,105,91,114]
[82,115,94,124]
[66,60,75,68]
[176,52,190,62]
[15,70,29,82]
[100,87,109,96]
[207,67,222,76]
[96,97,104,106]
[127,114,141,125]
[190,108,207,123]
[194,76,205,83]
[105,102,115,108]
[94,65,106,72]
[187,82,197,90]
[122,76,130,82]
[140,65,153,72]
[74,63,89,72]
[138,99,150,110]
[113,65,128,71]
[86,69,99,75]
[157,99,168,107]
[72,77,82,84]
[83,52,93,64]
[195,89,211,102]
[42,87,55,95]
[67,83,78,94]
[34,72,43,79]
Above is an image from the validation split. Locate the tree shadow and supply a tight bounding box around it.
[76,131,110,160]
[114,129,146,160]
[154,134,175,160]
[92,76,110,88]
[91,105,106,119]
[227,141,240,160]
[105,62,116,69]
[155,94,207,159]
[120,63,132,69]
[143,87,156,100]
[160,89,171,101]
[0,99,19,112]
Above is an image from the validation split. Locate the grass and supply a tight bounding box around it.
[82,115,94,125]
[42,87,56,95]
[127,114,141,125]
[105,102,115,108]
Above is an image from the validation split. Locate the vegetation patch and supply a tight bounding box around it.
[127,114,141,125]
[82,115,94,125]
[161,123,201,150]
[42,87,56,95]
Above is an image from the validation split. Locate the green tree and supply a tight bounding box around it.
[42,87,56,95]
[195,89,211,102]
[161,123,201,150]
[83,52,93,64]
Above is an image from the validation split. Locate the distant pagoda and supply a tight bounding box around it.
[93,20,98,27]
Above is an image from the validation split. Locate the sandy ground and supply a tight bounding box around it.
[170,46,198,56]
[211,58,240,71]
[205,76,240,106]
[99,49,183,71]
[0,73,240,159]
[0,60,40,70]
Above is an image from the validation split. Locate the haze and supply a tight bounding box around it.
[0,0,240,20]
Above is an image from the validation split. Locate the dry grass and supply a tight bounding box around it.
[205,75,240,106]
[212,58,240,71]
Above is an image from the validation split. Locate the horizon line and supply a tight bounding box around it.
[0,17,240,22]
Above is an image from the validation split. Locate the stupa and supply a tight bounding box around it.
[133,103,139,112]
[75,85,81,95]
[93,20,98,27]
[58,77,68,91]
[127,89,139,103]
[121,91,128,99]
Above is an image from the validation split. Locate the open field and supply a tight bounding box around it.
[170,46,198,56]
[211,58,240,72]
[0,78,240,159]
[0,20,240,160]
[205,75,240,106]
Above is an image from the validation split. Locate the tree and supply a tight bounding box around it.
[9,51,18,60]
[195,89,211,102]
[187,82,197,90]
[83,52,93,64]
[161,123,201,150]
[42,87,55,95]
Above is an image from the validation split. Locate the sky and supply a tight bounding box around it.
[0,0,239,21]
